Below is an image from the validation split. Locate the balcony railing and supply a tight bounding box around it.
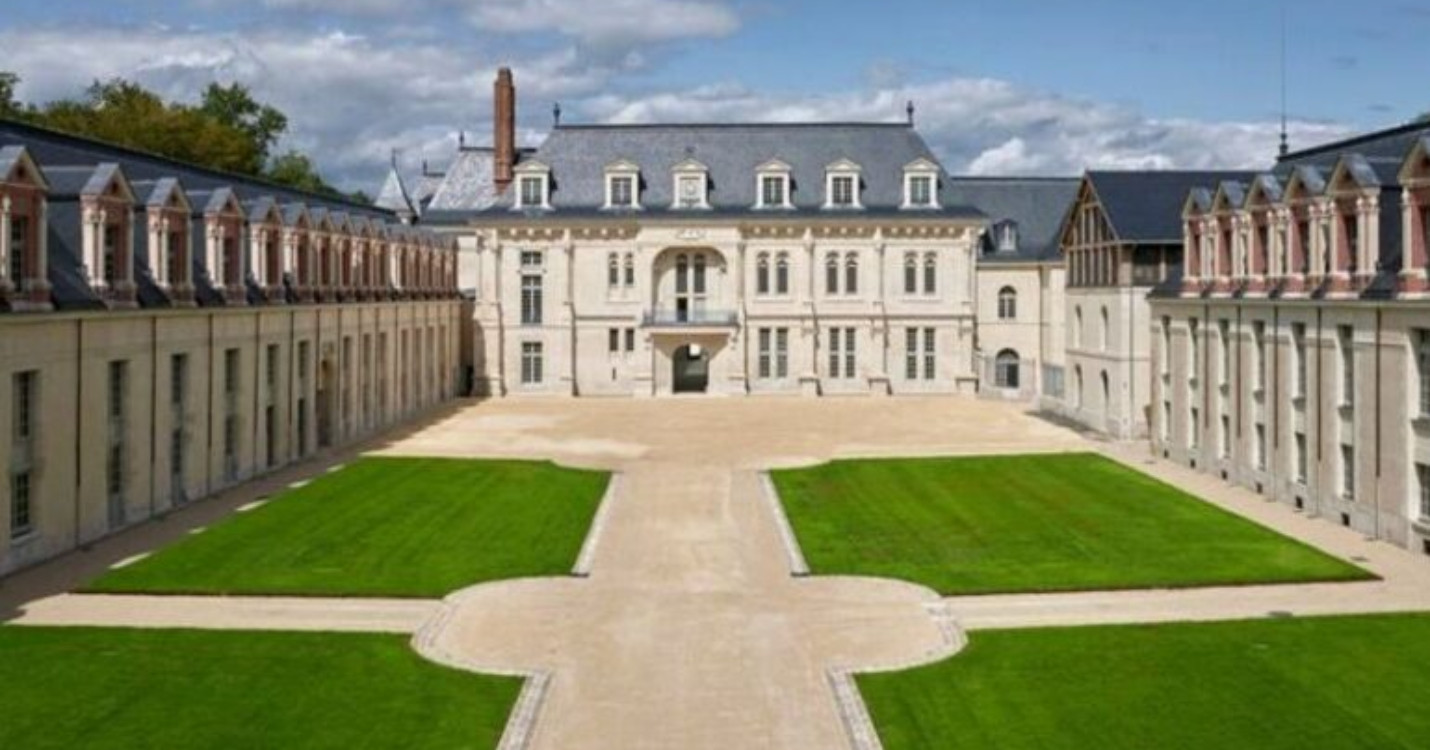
[642,309,739,328]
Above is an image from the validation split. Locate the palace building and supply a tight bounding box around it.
[0,119,464,576]
[1149,122,1430,554]
[409,69,1079,399]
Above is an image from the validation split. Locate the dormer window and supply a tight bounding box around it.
[756,160,793,210]
[513,161,552,210]
[824,159,862,209]
[604,160,641,210]
[672,159,710,210]
[903,158,940,209]
[995,221,1019,253]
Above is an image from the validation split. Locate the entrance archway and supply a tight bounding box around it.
[673,344,710,394]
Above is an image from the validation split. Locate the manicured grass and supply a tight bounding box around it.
[859,613,1430,750]
[772,453,1369,595]
[88,457,609,597]
[0,626,520,750]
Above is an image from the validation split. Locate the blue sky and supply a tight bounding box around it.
[1,0,1422,191]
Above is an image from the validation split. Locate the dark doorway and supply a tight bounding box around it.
[673,345,709,394]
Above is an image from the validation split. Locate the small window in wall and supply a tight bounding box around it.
[1295,432,1308,483]
[1256,424,1267,470]
[1220,415,1231,458]
[624,253,635,287]
[13,370,37,441]
[1293,323,1308,398]
[994,350,1020,389]
[608,175,636,209]
[9,470,33,538]
[760,175,788,208]
[1219,319,1231,386]
[774,253,790,295]
[825,253,840,295]
[1339,325,1355,407]
[1190,407,1200,449]
[1417,463,1430,520]
[829,175,856,208]
[1253,321,1266,391]
[1342,444,1355,499]
[923,253,937,294]
[997,287,1017,320]
[844,253,859,295]
[1415,329,1430,418]
[756,253,770,295]
[1100,307,1111,352]
[1073,307,1083,349]
[608,253,620,288]
[907,175,934,208]
[904,254,918,295]
[1161,316,1172,376]
[520,342,544,385]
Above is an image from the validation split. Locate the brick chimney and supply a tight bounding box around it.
[494,67,516,193]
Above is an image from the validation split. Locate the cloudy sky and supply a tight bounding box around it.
[1,0,1423,192]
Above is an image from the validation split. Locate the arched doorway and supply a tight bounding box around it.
[994,349,1021,389]
[673,344,710,394]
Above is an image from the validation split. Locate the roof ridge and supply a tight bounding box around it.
[1279,120,1430,163]
[553,121,914,130]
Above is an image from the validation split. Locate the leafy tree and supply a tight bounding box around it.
[200,82,288,172]
[267,150,340,196]
[1415,112,1430,125]
[0,72,21,118]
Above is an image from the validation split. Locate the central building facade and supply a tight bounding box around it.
[425,84,991,397]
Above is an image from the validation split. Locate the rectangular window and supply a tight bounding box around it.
[758,329,773,380]
[825,256,839,295]
[923,256,937,295]
[170,354,187,409]
[1188,319,1200,379]
[103,224,120,284]
[1252,321,1266,391]
[1342,444,1355,499]
[1220,415,1231,459]
[775,328,789,379]
[1417,330,1430,417]
[609,328,621,355]
[608,254,621,288]
[13,370,36,440]
[297,341,309,384]
[9,471,32,538]
[678,176,703,208]
[519,177,544,207]
[761,176,786,207]
[1292,323,1307,398]
[224,348,240,396]
[923,327,936,381]
[624,328,635,353]
[774,255,789,295]
[1161,317,1172,376]
[1339,325,1354,407]
[905,328,919,381]
[1418,463,1430,520]
[828,328,856,379]
[904,255,918,295]
[609,176,635,208]
[1218,319,1231,386]
[108,361,127,422]
[830,175,855,207]
[521,342,544,385]
[9,215,28,281]
[1295,432,1308,483]
[1190,407,1200,449]
[1255,424,1266,470]
[521,274,543,325]
[909,176,933,207]
[266,343,279,393]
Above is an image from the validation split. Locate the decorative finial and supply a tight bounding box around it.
[553,102,563,127]
[390,148,399,169]
[906,100,916,127]
[459,130,466,149]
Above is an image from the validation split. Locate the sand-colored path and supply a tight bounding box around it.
[4,397,1429,750]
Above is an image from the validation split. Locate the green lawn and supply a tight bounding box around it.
[772,453,1369,595]
[0,626,520,750]
[859,613,1430,750]
[88,457,609,598]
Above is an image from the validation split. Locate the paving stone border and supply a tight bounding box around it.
[411,599,551,750]
[572,473,622,577]
[759,472,810,576]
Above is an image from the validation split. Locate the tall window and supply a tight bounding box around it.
[103,224,120,284]
[1416,329,1430,417]
[1218,319,1231,386]
[904,254,918,294]
[825,253,840,295]
[908,176,933,207]
[844,253,859,295]
[1073,307,1083,349]
[519,176,545,208]
[997,287,1017,320]
[758,328,789,380]
[170,353,188,409]
[1161,317,1172,376]
[1253,321,1266,391]
[107,360,128,526]
[1293,323,1308,398]
[1190,406,1200,449]
[1256,424,1266,470]
[521,273,543,325]
[830,175,856,207]
[10,215,29,282]
[1188,318,1200,380]
[608,253,621,289]
[1418,463,1430,520]
[756,253,770,295]
[9,469,31,538]
[13,370,36,441]
[828,328,856,379]
[623,253,635,287]
[1220,415,1231,458]
[923,254,937,294]
[994,350,1020,389]
[520,342,544,385]
[761,175,787,208]
[905,328,936,381]
[1100,307,1111,352]
[1295,432,1308,483]
[1341,444,1355,499]
[775,253,790,295]
[1339,325,1354,407]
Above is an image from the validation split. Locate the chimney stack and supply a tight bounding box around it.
[494,67,516,193]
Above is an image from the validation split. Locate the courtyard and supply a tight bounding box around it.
[3,397,1429,750]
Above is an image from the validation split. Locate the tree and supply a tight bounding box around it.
[200,82,288,173]
[267,150,339,196]
[0,72,21,118]
[1415,112,1430,125]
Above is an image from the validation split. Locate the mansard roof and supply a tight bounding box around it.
[44,162,134,201]
[1085,170,1258,243]
[465,122,979,219]
[0,144,48,189]
[425,147,502,215]
[133,177,191,211]
[947,177,1080,263]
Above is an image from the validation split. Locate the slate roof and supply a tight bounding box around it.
[1087,171,1259,243]
[424,147,503,218]
[433,123,982,222]
[374,166,415,215]
[945,177,1080,263]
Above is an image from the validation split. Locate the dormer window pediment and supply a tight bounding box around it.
[672,158,710,210]
[902,158,940,210]
[756,159,793,210]
[604,160,641,210]
[825,159,863,209]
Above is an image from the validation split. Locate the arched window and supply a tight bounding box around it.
[756,253,771,295]
[676,254,689,294]
[995,349,1021,389]
[623,253,635,287]
[608,253,620,288]
[997,286,1017,320]
[923,253,937,294]
[1073,365,1084,409]
[1100,307,1110,351]
[845,253,859,295]
[825,253,840,295]
[904,253,918,294]
[1073,307,1083,348]
[775,253,790,294]
[1100,370,1111,412]
[693,254,707,294]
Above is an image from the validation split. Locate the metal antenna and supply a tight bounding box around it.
[1278,1,1289,158]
